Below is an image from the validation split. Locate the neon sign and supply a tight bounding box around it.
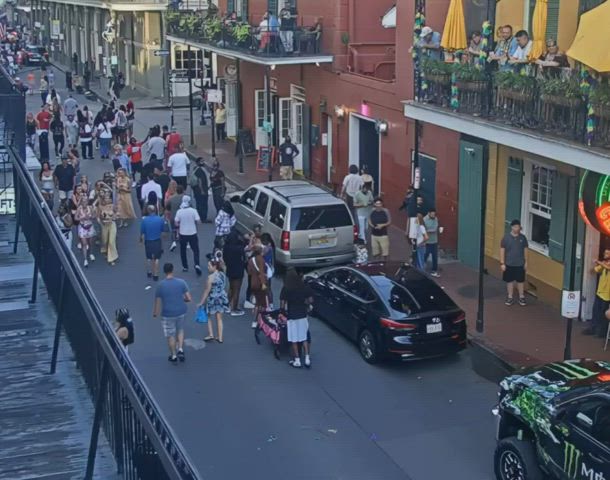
[579,170,610,234]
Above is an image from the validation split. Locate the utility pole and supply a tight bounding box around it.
[476,145,489,333]
[265,66,272,182]
[187,45,194,146]
[211,88,216,162]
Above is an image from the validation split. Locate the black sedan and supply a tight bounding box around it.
[305,262,467,363]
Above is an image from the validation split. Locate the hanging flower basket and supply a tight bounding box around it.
[540,94,582,109]
[497,87,533,102]
[456,80,487,92]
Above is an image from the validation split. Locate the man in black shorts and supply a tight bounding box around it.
[140,205,166,281]
[500,219,529,306]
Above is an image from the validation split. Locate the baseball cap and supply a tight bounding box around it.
[420,26,433,38]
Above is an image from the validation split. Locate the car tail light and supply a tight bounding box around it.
[453,313,466,324]
[598,374,610,382]
[281,230,290,251]
[380,317,417,331]
[353,224,359,241]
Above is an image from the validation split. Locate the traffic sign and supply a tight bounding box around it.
[561,290,581,318]
[153,49,170,57]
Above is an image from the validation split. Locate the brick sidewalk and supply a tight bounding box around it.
[64,71,610,369]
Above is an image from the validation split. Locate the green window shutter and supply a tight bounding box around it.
[545,0,561,42]
[580,0,606,15]
[548,171,568,262]
[241,0,249,22]
[227,0,235,14]
[505,157,523,233]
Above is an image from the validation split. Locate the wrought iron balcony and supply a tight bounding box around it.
[413,56,610,151]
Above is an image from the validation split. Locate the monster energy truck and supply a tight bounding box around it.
[494,359,610,480]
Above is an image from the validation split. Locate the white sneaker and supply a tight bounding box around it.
[251,321,257,329]
[244,300,255,309]
[89,254,95,262]
[170,241,177,252]
[84,259,89,268]
[230,310,245,316]
[290,358,302,368]
[431,272,440,278]
[77,243,82,250]
[304,355,311,368]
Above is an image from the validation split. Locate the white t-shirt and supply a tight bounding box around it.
[343,173,364,197]
[512,41,532,62]
[175,207,200,236]
[141,180,162,203]
[98,122,113,139]
[168,152,190,177]
[416,225,427,246]
[146,136,166,161]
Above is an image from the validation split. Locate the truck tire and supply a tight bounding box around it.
[494,437,544,480]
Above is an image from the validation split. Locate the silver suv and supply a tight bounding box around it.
[229,181,357,268]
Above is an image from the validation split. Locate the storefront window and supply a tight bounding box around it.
[528,164,553,252]
[173,49,203,78]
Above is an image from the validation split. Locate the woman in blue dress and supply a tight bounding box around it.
[198,257,229,343]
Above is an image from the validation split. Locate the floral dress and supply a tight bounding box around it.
[206,271,229,314]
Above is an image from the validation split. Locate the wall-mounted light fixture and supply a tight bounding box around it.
[375,119,389,135]
[334,105,346,119]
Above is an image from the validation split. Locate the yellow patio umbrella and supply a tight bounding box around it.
[567,0,610,72]
[440,0,467,51]
[529,0,548,60]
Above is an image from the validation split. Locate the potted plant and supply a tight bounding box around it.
[453,63,487,92]
[539,77,582,108]
[590,81,610,120]
[494,71,536,101]
[231,22,251,47]
[204,16,222,41]
[421,58,452,85]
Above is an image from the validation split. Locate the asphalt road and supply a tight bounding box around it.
[26,66,499,480]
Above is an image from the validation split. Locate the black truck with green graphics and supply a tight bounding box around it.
[493,359,610,480]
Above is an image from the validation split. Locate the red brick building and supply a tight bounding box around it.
[168,0,461,252]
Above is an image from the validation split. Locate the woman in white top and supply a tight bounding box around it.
[414,213,429,271]
[97,121,113,159]
[39,161,54,210]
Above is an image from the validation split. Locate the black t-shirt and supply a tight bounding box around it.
[50,119,64,137]
[193,166,209,195]
[279,142,299,166]
[280,285,314,320]
[223,241,246,279]
[370,209,389,236]
[155,173,170,197]
[53,163,75,191]
[210,169,225,189]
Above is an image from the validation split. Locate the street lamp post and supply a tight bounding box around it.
[265,66,272,182]
[187,45,194,146]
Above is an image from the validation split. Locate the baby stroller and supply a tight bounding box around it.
[254,309,311,360]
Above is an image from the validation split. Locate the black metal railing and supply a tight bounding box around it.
[413,56,607,149]
[166,14,322,57]
[2,68,201,479]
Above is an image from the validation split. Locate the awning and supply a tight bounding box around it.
[567,0,610,72]
[167,35,334,67]
[530,0,547,60]
[440,0,467,51]
[382,6,396,29]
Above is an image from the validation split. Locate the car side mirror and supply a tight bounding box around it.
[575,412,593,432]
[230,194,240,203]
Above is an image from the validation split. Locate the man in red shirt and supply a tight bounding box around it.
[36,106,52,160]
[165,126,183,158]
[127,137,143,186]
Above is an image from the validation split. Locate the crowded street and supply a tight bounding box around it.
[22,64,498,479]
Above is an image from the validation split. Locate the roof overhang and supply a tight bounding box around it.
[22,0,168,11]
[382,5,396,29]
[167,34,333,66]
[403,100,610,176]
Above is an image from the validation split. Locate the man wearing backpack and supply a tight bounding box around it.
[189,157,209,223]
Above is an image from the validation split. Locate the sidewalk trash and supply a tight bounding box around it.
[145,285,152,290]
[327,429,338,434]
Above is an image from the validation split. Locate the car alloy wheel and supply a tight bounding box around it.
[358,329,378,363]
[499,451,525,480]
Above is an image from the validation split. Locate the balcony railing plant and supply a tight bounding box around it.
[415,55,610,149]
[166,10,322,57]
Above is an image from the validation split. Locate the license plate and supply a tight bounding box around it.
[426,323,442,334]
[310,237,330,247]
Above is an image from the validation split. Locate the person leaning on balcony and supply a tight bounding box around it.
[508,30,533,71]
[583,249,610,338]
[279,5,296,53]
[488,25,518,71]
[415,26,441,60]
[535,39,569,78]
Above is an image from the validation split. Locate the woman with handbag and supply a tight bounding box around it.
[198,256,229,343]
[247,244,268,329]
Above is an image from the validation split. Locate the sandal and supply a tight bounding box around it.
[203,336,215,341]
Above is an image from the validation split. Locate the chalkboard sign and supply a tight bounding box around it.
[235,129,256,157]
[256,146,276,172]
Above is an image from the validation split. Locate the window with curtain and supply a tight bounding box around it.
[528,164,553,253]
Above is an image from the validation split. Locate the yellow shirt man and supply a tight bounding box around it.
[595,264,610,302]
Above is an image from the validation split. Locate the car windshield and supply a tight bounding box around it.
[290,205,352,231]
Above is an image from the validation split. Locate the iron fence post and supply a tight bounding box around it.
[85,357,110,480]
[49,268,66,374]
[29,227,41,304]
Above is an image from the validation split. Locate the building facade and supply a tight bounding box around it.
[167,0,463,253]
[19,0,167,97]
[404,0,610,317]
